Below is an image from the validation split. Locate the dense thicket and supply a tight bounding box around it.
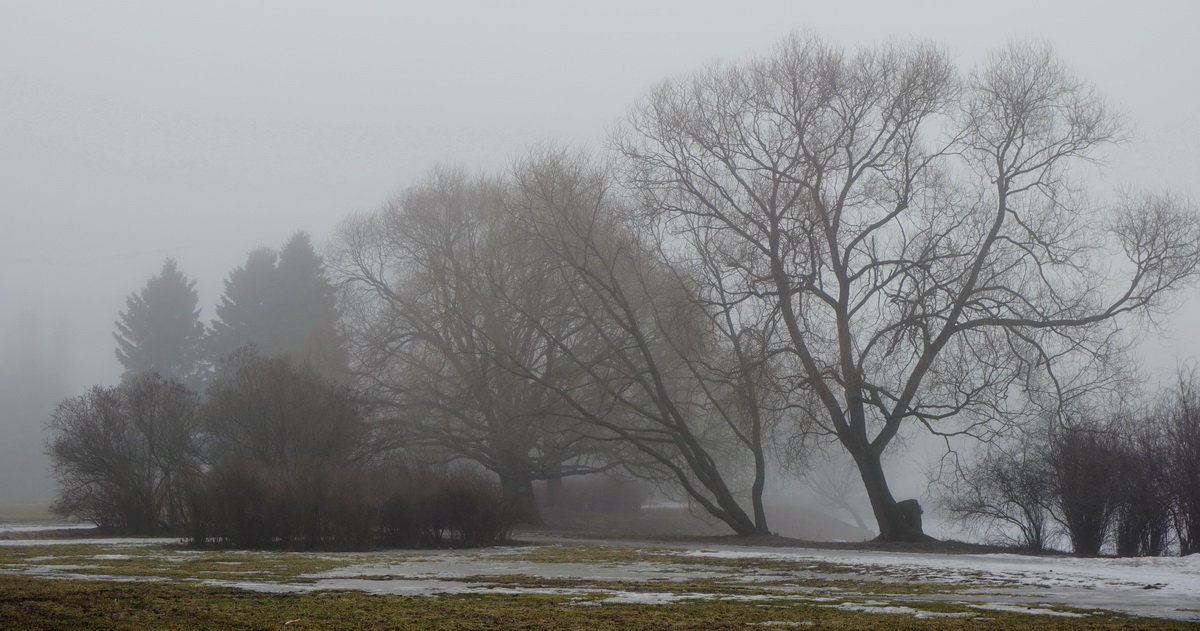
[188,460,512,549]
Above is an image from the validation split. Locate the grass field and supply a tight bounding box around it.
[1,535,1198,629]
[2,574,1195,630]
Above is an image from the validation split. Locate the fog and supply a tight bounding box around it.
[3,0,1199,510]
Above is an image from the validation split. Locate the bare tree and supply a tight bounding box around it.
[203,348,367,471]
[1111,420,1173,557]
[618,34,1200,540]
[48,374,200,534]
[498,151,784,535]
[332,168,610,523]
[942,440,1054,551]
[1167,370,1200,555]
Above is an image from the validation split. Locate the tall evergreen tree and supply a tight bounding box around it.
[205,248,277,365]
[113,259,205,387]
[274,232,349,378]
[206,233,347,379]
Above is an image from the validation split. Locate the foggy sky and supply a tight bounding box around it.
[3,0,1199,505]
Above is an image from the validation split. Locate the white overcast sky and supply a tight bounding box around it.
[2,0,1199,392]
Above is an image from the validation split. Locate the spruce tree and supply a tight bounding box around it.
[113,259,205,387]
[206,233,347,379]
[205,247,277,365]
[274,232,348,378]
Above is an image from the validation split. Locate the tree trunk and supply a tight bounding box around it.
[500,473,543,526]
[853,448,927,541]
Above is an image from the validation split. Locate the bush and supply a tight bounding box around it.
[1045,422,1122,556]
[1168,378,1200,555]
[425,469,515,547]
[187,460,514,550]
[1111,425,1173,557]
[943,444,1054,551]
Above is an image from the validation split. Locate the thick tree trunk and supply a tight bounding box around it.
[853,448,928,541]
[751,451,768,534]
[500,473,543,526]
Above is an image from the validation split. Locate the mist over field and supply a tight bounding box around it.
[2,0,1199,541]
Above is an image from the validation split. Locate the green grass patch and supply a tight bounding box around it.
[0,544,347,583]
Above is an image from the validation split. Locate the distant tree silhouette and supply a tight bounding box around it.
[113,259,205,389]
[206,248,278,367]
[206,233,347,379]
[273,233,349,378]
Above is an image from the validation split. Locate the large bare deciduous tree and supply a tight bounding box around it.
[501,151,783,535]
[618,35,1200,540]
[332,169,609,523]
[334,154,786,534]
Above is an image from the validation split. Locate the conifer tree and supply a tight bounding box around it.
[206,233,347,379]
[274,232,349,378]
[205,248,277,365]
[113,259,204,387]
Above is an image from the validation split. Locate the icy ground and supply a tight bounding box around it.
[1,533,1197,622]
[674,542,1200,621]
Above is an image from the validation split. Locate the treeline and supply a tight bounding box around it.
[112,232,346,390]
[51,232,516,548]
[46,33,1200,548]
[49,352,515,549]
[945,377,1200,556]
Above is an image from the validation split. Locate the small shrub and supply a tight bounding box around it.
[942,444,1053,552]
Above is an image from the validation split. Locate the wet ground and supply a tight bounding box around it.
[0,530,1196,622]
